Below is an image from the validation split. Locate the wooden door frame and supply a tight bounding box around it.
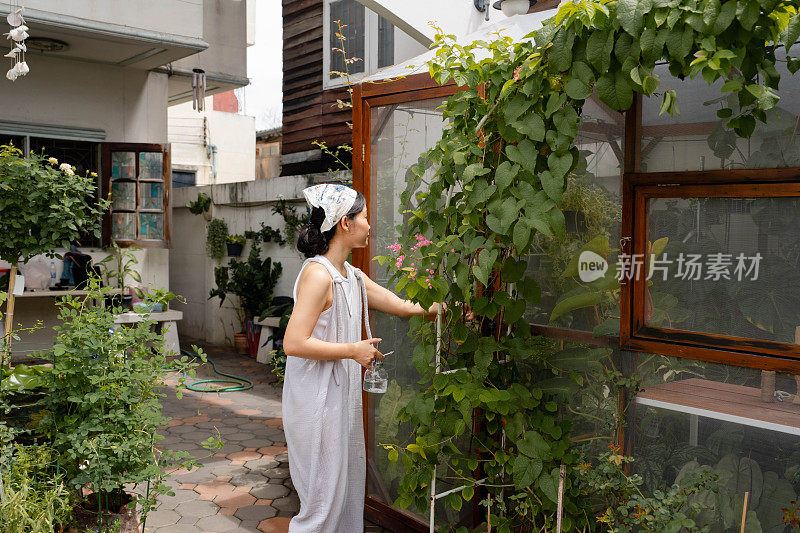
[352,72,458,532]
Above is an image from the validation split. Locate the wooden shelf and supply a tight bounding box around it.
[635,378,800,436]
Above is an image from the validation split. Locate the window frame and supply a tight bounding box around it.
[322,0,389,89]
[621,166,800,373]
[101,142,172,249]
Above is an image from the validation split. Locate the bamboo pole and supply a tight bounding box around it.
[556,464,566,533]
[740,491,749,533]
[2,264,17,368]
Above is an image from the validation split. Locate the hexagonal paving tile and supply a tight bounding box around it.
[155,489,200,510]
[211,463,250,477]
[258,516,292,533]
[228,450,262,462]
[245,457,280,471]
[215,491,257,508]
[262,467,290,480]
[250,484,289,500]
[152,524,201,533]
[196,514,242,531]
[143,508,180,527]
[235,504,278,522]
[272,494,300,514]
[175,466,216,484]
[175,498,221,518]
[230,472,271,487]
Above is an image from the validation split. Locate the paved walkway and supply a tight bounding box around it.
[145,339,386,533]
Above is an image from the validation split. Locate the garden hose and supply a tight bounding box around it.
[179,349,253,393]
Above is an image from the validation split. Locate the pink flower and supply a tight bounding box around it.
[451,249,455,253]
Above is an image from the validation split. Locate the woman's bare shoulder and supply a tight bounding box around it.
[297,262,332,291]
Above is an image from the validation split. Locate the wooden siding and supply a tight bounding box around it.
[282,0,352,176]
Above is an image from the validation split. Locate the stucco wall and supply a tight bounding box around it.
[0,54,168,143]
[169,174,344,346]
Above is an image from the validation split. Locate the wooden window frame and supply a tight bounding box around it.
[620,168,800,373]
[101,142,172,248]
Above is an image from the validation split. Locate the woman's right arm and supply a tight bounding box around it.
[282,263,384,368]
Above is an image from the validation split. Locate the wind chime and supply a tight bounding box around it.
[191,67,206,111]
[4,1,28,81]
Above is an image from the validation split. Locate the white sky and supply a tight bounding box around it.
[241,0,283,131]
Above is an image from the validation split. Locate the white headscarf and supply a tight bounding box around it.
[301,183,358,233]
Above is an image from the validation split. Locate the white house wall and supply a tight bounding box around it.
[168,98,256,185]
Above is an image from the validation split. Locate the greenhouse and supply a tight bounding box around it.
[350,8,800,532]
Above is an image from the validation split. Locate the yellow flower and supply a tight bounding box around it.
[47,157,58,164]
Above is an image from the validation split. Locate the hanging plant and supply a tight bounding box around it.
[187,192,212,220]
[205,217,228,261]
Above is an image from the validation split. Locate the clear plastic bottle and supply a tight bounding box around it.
[50,261,57,288]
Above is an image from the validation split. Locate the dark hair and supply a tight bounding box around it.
[296,191,366,258]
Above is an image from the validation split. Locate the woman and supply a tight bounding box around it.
[282,184,443,532]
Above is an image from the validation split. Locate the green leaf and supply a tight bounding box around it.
[550,291,602,322]
[711,0,736,34]
[617,0,643,35]
[549,27,575,71]
[586,30,613,72]
[738,0,759,30]
[511,114,546,141]
[463,163,490,183]
[789,56,800,75]
[596,70,633,111]
[537,468,559,503]
[540,170,563,202]
[504,95,532,123]
[702,0,720,29]
[513,456,543,489]
[547,151,574,180]
[552,107,579,137]
[512,219,532,252]
[494,161,519,191]
[517,431,550,460]
[785,14,800,51]
[506,139,537,172]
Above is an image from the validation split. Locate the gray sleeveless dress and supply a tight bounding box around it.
[283,254,373,532]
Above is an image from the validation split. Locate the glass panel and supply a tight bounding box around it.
[641,52,800,172]
[524,91,624,335]
[112,213,136,240]
[328,0,365,79]
[369,98,472,525]
[646,195,800,344]
[111,151,135,179]
[111,181,136,211]
[138,152,163,180]
[378,16,394,68]
[633,354,800,531]
[140,182,163,210]
[139,213,163,240]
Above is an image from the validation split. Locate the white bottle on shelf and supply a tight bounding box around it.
[50,261,57,288]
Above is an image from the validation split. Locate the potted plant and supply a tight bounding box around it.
[0,144,109,367]
[132,287,179,314]
[209,245,282,355]
[225,234,246,257]
[39,281,217,532]
[205,217,228,260]
[187,192,212,221]
[96,240,141,311]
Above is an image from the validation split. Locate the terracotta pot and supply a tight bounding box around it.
[234,332,248,354]
[69,492,140,533]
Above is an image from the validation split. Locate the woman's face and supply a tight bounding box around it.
[345,206,370,248]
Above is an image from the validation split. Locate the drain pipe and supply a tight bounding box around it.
[206,144,218,182]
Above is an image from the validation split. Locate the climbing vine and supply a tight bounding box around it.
[375,0,800,530]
